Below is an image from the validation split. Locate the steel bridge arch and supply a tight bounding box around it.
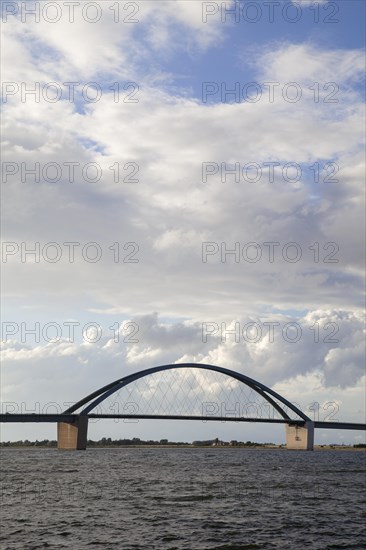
[63,363,311,422]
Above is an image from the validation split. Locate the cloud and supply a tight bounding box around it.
[2,74,364,316]
[1,1,228,82]
[249,43,365,89]
[2,309,364,399]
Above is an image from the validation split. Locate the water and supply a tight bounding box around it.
[1,448,365,549]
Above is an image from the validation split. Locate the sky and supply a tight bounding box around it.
[1,0,365,444]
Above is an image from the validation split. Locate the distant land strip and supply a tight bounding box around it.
[1,438,365,450]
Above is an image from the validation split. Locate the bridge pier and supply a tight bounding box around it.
[57,415,88,450]
[286,421,314,451]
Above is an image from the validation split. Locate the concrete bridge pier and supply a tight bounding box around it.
[286,421,314,450]
[57,415,88,450]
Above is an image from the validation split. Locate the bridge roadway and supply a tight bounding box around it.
[1,413,365,431]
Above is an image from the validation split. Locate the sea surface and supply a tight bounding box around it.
[1,448,365,549]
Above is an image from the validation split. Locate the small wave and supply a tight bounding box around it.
[208,544,264,549]
[160,534,183,542]
[173,494,215,502]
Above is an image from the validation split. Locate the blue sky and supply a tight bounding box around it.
[131,0,366,99]
[1,0,365,444]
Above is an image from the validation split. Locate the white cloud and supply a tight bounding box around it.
[2,77,364,316]
[250,43,365,88]
[1,1,228,82]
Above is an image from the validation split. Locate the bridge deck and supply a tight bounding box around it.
[0,414,365,430]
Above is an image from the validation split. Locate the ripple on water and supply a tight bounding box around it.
[0,448,365,550]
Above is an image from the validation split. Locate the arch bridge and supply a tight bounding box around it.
[2,363,365,450]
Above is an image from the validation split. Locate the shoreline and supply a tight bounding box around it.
[1,444,365,451]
